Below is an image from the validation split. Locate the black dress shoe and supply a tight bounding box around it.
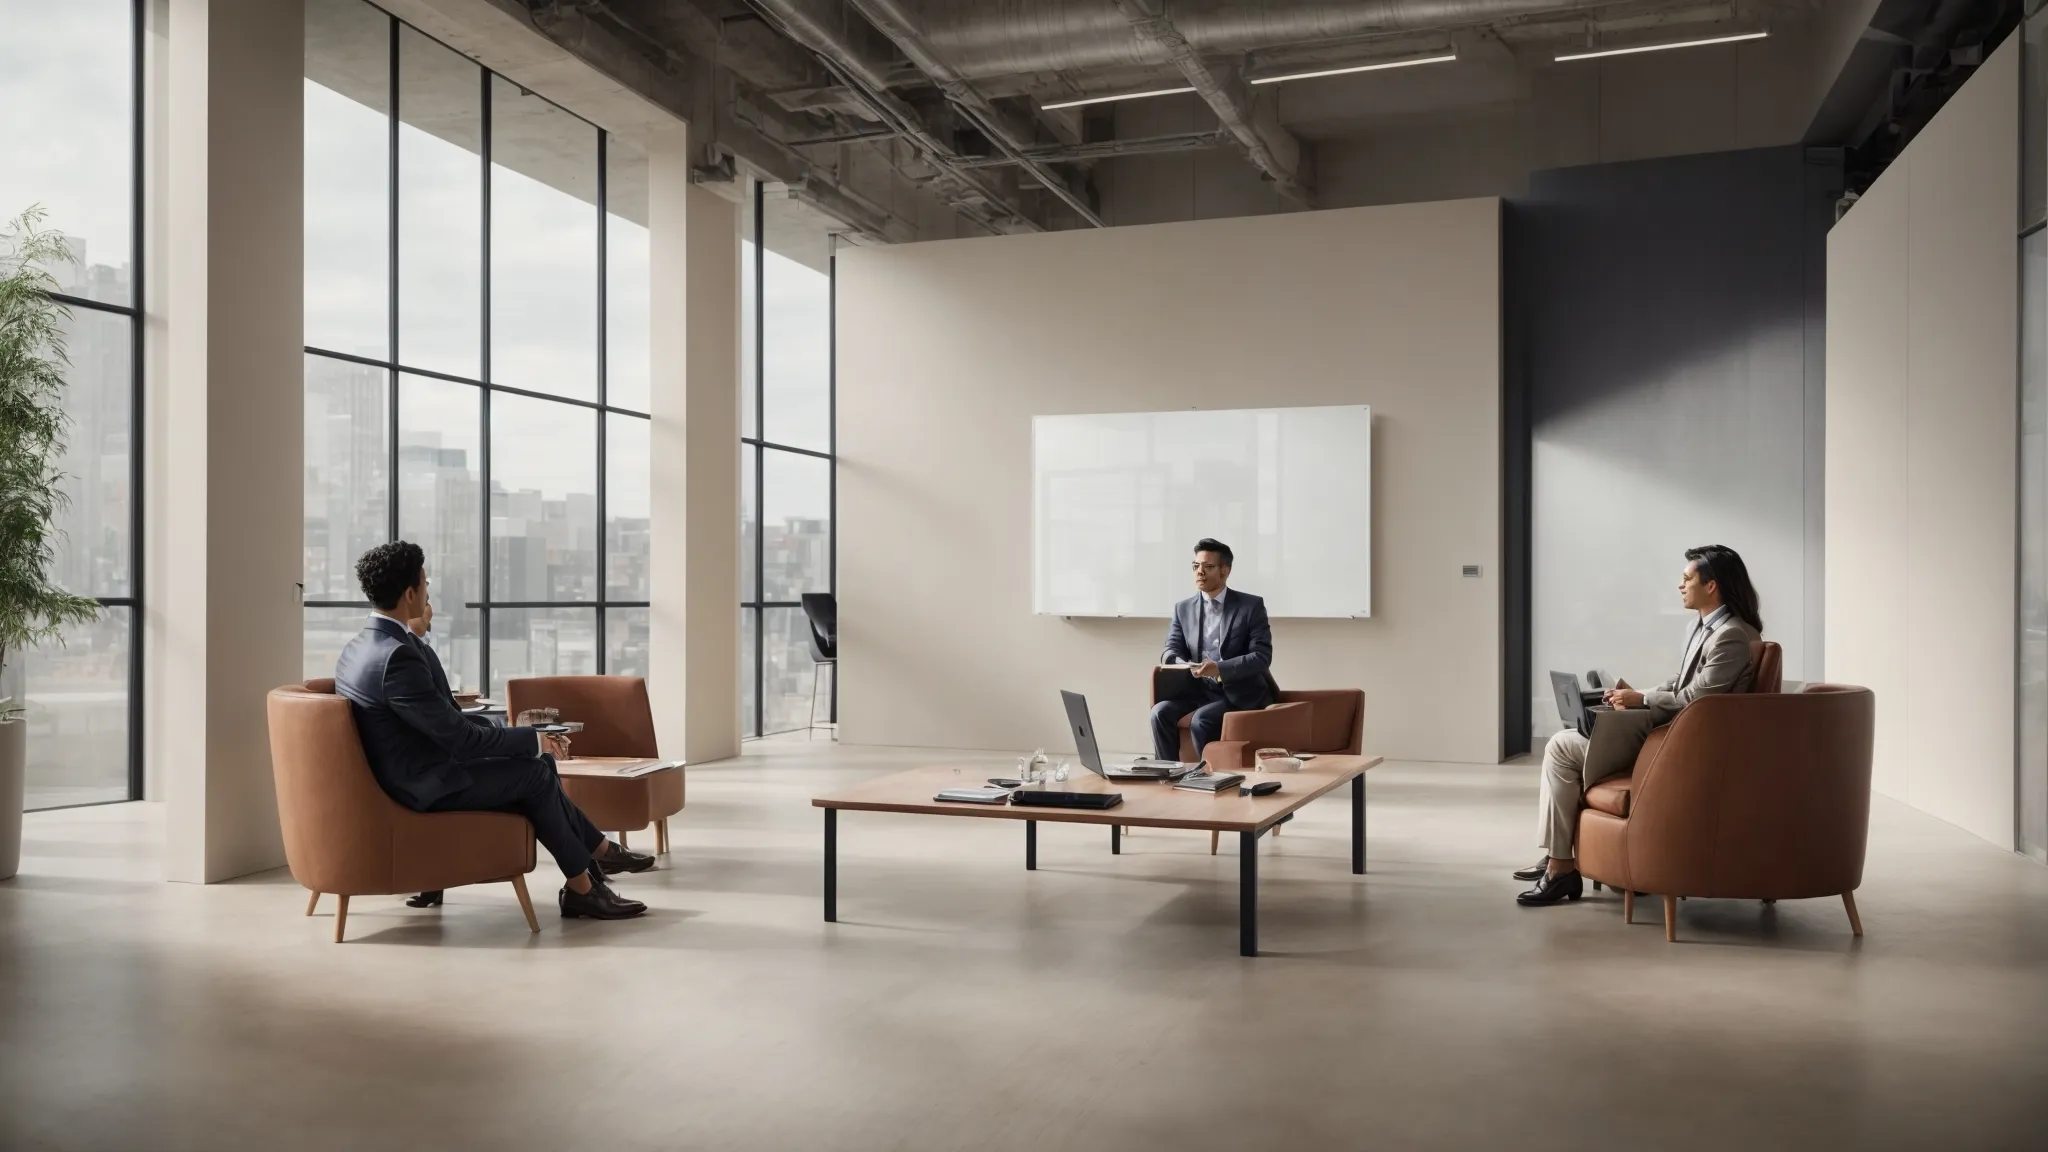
[559,880,647,920]
[1512,859,1549,882]
[1516,869,1584,906]
[595,841,657,875]
[406,890,444,908]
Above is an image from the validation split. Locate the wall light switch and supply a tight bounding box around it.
[1462,565,1482,578]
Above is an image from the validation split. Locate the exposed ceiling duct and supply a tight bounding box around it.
[887,0,1623,81]
[843,0,1107,226]
[745,0,1053,234]
[1113,0,1312,204]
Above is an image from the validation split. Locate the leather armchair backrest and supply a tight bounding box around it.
[1625,685,1874,899]
[1275,689,1365,753]
[267,684,399,894]
[504,676,659,758]
[1748,641,1783,694]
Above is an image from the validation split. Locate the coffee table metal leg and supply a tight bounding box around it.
[1026,819,1037,870]
[1111,824,1121,855]
[1352,773,1366,875]
[823,808,837,923]
[1240,829,1259,956]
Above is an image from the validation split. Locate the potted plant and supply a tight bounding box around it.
[0,207,102,880]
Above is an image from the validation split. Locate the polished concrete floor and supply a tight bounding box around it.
[2,738,2046,1151]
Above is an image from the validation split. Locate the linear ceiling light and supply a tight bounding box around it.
[1041,86,1197,111]
[1250,53,1458,85]
[1555,29,1767,62]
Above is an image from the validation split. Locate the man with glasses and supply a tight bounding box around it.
[1149,538,1279,761]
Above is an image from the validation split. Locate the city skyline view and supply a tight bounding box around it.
[2,0,841,811]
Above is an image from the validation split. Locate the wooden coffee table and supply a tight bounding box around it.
[812,754,1382,956]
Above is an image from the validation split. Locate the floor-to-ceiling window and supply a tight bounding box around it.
[740,182,835,738]
[0,0,144,810]
[302,0,649,696]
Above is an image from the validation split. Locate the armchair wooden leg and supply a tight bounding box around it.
[1623,889,1634,924]
[1210,830,1219,855]
[305,890,320,917]
[619,830,628,851]
[1842,891,1864,937]
[1271,822,1282,838]
[657,818,670,855]
[511,874,540,933]
[1662,895,1677,943]
[333,895,350,943]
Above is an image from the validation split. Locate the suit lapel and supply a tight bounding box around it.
[1679,620,1715,687]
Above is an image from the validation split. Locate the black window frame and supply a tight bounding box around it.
[22,0,148,811]
[741,179,837,739]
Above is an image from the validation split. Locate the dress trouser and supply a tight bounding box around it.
[1538,727,1644,859]
[1538,707,1663,858]
[1149,680,1278,762]
[424,755,605,879]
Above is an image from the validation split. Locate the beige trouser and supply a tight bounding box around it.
[1538,728,1614,859]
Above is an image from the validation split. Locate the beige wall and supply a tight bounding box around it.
[1826,38,2018,849]
[838,199,1502,762]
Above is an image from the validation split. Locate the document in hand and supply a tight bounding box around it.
[554,758,681,778]
[1156,663,1221,697]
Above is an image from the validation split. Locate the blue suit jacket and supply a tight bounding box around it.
[333,616,539,810]
[1161,589,1279,710]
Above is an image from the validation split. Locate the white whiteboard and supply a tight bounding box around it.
[1033,405,1371,618]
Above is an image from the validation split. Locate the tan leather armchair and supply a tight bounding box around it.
[268,681,539,942]
[1147,672,1366,854]
[1576,682,1875,942]
[504,676,683,854]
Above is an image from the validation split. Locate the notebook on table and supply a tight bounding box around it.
[1173,772,1246,793]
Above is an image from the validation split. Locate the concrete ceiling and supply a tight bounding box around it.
[325,0,2017,246]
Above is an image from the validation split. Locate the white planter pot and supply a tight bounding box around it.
[0,718,22,880]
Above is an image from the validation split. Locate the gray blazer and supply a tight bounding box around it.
[1641,609,1761,726]
[333,616,540,810]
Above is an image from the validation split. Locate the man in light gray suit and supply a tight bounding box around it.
[1517,545,1765,907]
[1150,538,1278,761]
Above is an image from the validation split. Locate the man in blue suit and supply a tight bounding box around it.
[333,541,650,921]
[1150,538,1278,761]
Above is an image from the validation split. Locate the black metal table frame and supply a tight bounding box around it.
[822,773,1365,957]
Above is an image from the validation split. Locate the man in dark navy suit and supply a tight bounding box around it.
[1150,538,1279,761]
[333,541,650,921]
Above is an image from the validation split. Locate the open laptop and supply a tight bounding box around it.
[1060,690,1199,780]
[1549,670,1615,735]
[1549,670,1592,734]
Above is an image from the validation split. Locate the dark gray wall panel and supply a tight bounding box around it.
[1509,145,1839,742]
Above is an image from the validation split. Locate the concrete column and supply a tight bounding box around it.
[648,124,741,762]
[159,0,304,882]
